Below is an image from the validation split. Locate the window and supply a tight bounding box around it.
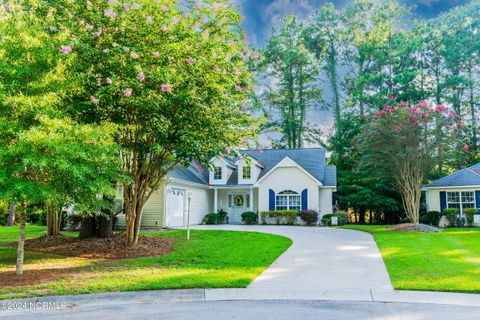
[447,191,475,215]
[242,166,251,179]
[276,190,301,210]
[213,166,222,180]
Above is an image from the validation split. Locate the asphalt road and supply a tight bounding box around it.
[2,300,479,320]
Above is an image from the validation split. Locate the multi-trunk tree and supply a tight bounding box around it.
[61,0,259,246]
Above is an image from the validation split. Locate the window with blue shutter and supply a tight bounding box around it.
[440,191,446,213]
[301,189,308,210]
[269,189,275,210]
[475,191,480,209]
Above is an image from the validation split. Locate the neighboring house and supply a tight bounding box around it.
[117,148,336,228]
[424,163,480,226]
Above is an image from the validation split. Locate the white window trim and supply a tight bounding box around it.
[242,166,251,179]
[213,166,222,180]
[446,191,476,216]
[275,190,301,211]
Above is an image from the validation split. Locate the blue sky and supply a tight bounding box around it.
[235,0,472,47]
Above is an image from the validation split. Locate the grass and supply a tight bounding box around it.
[0,225,291,299]
[341,225,480,293]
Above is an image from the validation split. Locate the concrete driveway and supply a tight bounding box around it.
[191,225,393,291]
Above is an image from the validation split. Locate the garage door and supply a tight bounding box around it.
[167,188,185,227]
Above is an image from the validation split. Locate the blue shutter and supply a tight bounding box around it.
[440,191,446,213]
[301,189,308,210]
[475,191,480,209]
[269,189,275,211]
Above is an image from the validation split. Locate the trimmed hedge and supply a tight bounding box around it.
[203,213,222,225]
[260,210,297,225]
[298,210,318,225]
[443,208,459,227]
[464,208,476,227]
[241,211,257,225]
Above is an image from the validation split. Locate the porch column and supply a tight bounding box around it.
[250,187,254,211]
[214,188,218,213]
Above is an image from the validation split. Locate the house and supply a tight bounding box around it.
[117,148,336,228]
[424,163,480,226]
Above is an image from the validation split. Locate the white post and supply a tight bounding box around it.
[250,187,253,211]
[214,188,218,213]
[187,192,192,240]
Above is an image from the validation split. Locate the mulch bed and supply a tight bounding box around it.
[389,223,441,232]
[22,234,175,260]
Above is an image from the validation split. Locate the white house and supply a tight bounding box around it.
[117,148,337,228]
[424,163,480,226]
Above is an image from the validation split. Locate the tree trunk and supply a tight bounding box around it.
[97,215,114,238]
[16,200,27,275]
[6,201,15,226]
[359,208,366,224]
[79,215,96,239]
[46,207,62,237]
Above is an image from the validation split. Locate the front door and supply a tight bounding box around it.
[229,193,246,224]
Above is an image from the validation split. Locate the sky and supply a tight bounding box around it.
[232,0,472,145]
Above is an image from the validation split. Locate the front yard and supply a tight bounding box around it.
[342,225,480,293]
[0,226,291,299]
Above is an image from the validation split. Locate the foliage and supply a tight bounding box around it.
[443,208,459,227]
[0,202,8,226]
[217,209,228,224]
[320,214,347,226]
[464,208,476,227]
[298,210,318,225]
[202,213,222,225]
[261,210,298,225]
[241,211,257,225]
[360,101,462,224]
[420,211,441,226]
[260,15,322,148]
[61,0,260,246]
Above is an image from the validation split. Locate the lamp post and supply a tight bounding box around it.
[187,192,192,240]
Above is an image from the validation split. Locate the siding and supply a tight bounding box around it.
[116,182,165,228]
[319,188,333,216]
[167,181,213,225]
[258,166,320,212]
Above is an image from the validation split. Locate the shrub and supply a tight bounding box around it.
[241,211,257,225]
[68,214,83,231]
[202,213,222,225]
[464,208,476,227]
[335,210,348,222]
[423,211,441,226]
[443,208,459,227]
[217,209,228,224]
[320,214,347,226]
[260,210,297,225]
[0,201,9,225]
[298,210,318,225]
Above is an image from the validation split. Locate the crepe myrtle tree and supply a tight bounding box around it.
[359,100,462,224]
[61,0,260,245]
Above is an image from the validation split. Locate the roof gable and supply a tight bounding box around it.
[426,165,480,188]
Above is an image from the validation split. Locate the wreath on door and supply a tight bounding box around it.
[233,195,244,206]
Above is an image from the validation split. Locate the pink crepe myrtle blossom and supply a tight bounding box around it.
[91,96,99,105]
[86,23,94,30]
[123,4,129,11]
[104,9,116,18]
[161,24,168,32]
[152,51,159,58]
[112,42,118,48]
[235,85,243,91]
[161,5,169,12]
[408,114,413,122]
[464,144,469,153]
[79,19,85,25]
[106,77,113,85]
[103,48,109,54]
[92,29,102,37]
[124,88,132,97]
[123,46,130,52]
[137,72,145,81]
[108,0,117,4]
[394,125,401,133]
[132,2,140,9]
[170,17,180,25]
[130,52,139,59]
[416,100,428,108]
[161,84,173,93]
[60,45,72,54]
[146,15,152,24]
[389,96,395,101]
[187,57,195,65]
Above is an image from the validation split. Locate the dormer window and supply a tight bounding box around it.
[214,166,222,180]
[242,166,251,179]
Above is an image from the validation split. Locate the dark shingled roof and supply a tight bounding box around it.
[425,163,480,188]
[167,148,337,187]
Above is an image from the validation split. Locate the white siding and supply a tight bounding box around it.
[319,188,333,216]
[166,181,213,225]
[257,166,320,212]
[209,158,234,185]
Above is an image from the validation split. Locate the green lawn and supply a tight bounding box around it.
[341,225,480,293]
[0,226,291,299]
